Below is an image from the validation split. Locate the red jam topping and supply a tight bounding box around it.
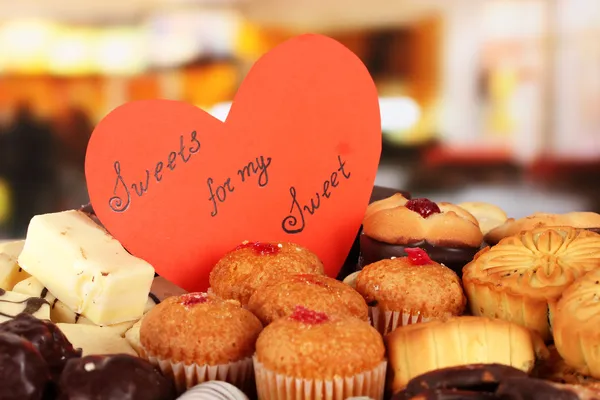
[404,248,433,265]
[405,198,441,218]
[181,293,209,307]
[235,241,280,255]
[290,306,329,324]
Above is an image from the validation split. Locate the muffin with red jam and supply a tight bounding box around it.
[209,241,325,306]
[247,273,369,325]
[355,249,465,335]
[139,292,262,394]
[254,306,386,400]
[360,194,483,276]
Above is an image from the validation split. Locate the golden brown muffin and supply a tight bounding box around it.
[140,292,263,392]
[209,241,325,306]
[458,201,508,235]
[386,316,542,392]
[463,227,600,341]
[363,194,482,248]
[247,273,368,325]
[254,307,386,400]
[485,211,600,245]
[553,267,600,379]
[355,253,465,335]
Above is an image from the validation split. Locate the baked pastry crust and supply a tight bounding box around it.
[534,345,600,390]
[553,267,600,379]
[458,201,508,235]
[463,227,600,341]
[485,211,600,244]
[362,194,483,247]
[385,316,539,393]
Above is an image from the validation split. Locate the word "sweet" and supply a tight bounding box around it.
[281,155,350,234]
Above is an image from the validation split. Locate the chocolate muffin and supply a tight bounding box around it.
[0,331,51,400]
[58,354,176,400]
[360,194,483,277]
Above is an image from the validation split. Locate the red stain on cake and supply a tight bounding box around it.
[235,241,280,255]
[405,248,433,265]
[290,306,329,324]
[405,198,441,218]
[180,293,209,307]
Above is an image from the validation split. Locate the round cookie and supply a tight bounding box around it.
[458,201,508,236]
[484,211,600,245]
[361,194,483,276]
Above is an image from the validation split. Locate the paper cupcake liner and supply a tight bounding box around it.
[146,354,254,394]
[369,307,431,336]
[253,356,387,400]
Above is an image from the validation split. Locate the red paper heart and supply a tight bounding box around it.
[85,34,381,291]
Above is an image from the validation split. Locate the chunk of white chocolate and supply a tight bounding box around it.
[57,323,138,357]
[0,240,30,290]
[0,289,50,322]
[13,276,158,335]
[18,210,155,326]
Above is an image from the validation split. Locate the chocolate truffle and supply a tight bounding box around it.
[0,332,51,400]
[0,313,81,380]
[59,354,176,400]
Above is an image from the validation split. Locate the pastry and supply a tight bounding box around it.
[553,267,600,379]
[0,313,81,381]
[140,292,262,394]
[0,331,51,400]
[463,227,600,341]
[355,250,465,335]
[0,240,29,290]
[247,273,368,325]
[533,346,600,390]
[386,316,541,392]
[457,202,508,236]
[254,306,387,400]
[392,363,600,400]
[176,381,249,400]
[484,211,600,245]
[58,354,176,400]
[209,241,325,306]
[18,210,156,326]
[361,194,483,276]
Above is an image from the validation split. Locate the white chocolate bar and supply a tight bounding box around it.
[0,240,30,290]
[14,276,157,336]
[18,210,155,326]
[57,323,138,357]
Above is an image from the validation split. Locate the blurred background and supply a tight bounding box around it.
[0,0,598,238]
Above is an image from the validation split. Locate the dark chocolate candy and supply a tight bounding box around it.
[359,234,480,277]
[0,313,81,380]
[58,354,176,400]
[0,332,51,400]
[495,377,580,400]
[404,364,528,397]
[394,389,499,400]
